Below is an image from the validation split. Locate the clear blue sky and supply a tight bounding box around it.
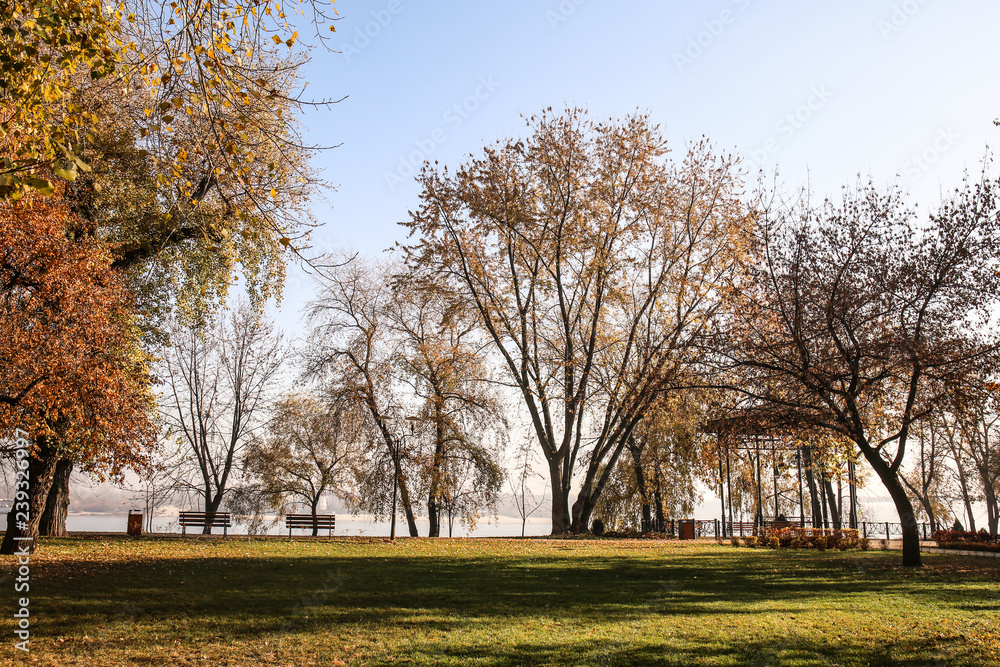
[276,0,1000,313]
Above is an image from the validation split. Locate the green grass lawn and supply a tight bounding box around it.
[5,536,999,666]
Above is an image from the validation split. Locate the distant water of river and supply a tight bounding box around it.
[67,512,554,538]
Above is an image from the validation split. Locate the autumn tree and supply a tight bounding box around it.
[389,278,506,537]
[158,302,287,532]
[0,193,156,554]
[718,175,1000,566]
[595,394,709,532]
[4,0,335,536]
[305,256,421,537]
[941,385,1000,535]
[2,0,338,206]
[241,392,363,533]
[37,52,325,534]
[403,108,749,534]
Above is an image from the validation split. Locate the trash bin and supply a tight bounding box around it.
[679,519,696,540]
[127,509,143,536]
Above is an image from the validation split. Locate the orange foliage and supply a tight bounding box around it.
[0,193,156,479]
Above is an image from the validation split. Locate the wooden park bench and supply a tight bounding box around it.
[728,521,757,536]
[179,511,232,537]
[285,514,336,537]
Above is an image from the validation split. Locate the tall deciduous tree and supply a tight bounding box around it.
[389,278,506,537]
[3,0,338,207]
[0,193,156,553]
[159,302,286,532]
[403,108,748,533]
[718,175,1000,566]
[305,257,421,536]
[38,46,324,534]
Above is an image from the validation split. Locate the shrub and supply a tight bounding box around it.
[750,527,862,551]
[933,529,999,547]
[741,535,759,548]
[859,537,870,551]
[592,519,605,537]
[730,536,740,547]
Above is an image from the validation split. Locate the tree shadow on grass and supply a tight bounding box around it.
[28,547,998,666]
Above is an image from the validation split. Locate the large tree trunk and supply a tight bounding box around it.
[861,446,923,567]
[310,497,320,537]
[427,497,439,538]
[547,464,571,535]
[426,418,445,538]
[39,457,74,537]
[1,436,60,555]
[203,493,224,535]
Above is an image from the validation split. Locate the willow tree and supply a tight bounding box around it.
[403,108,749,534]
[597,393,711,532]
[304,257,422,537]
[718,175,1000,567]
[241,392,364,533]
[389,278,506,537]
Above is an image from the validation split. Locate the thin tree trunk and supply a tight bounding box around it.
[427,496,439,538]
[39,457,74,537]
[919,497,937,534]
[396,471,419,537]
[630,439,652,533]
[427,417,445,538]
[823,477,841,530]
[952,454,976,532]
[982,476,999,536]
[804,447,823,528]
